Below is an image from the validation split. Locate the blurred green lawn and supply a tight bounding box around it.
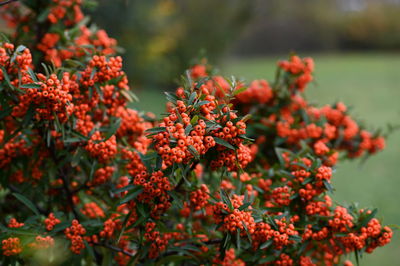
[134,53,400,265]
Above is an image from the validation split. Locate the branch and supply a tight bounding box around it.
[94,242,134,257]
[0,0,18,7]
[204,239,222,245]
[45,132,80,219]
[158,239,222,259]
[59,169,80,219]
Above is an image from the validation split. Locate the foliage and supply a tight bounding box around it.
[0,0,393,265]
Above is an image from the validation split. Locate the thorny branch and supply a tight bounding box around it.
[0,0,18,7]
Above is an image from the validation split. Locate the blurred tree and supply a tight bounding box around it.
[90,0,253,89]
[339,2,400,50]
[232,0,400,55]
[232,0,340,55]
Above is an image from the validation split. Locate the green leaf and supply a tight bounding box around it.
[116,210,134,244]
[358,208,378,229]
[194,100,210,108]
[223,233,231,248]
[188,92,197,105]
[259,255,276,263]
[0,224,37,236]
[188,145,200,160]
[70,130,90,141]
[323,179,334,194]
[259,239,273,249]
[71,147,84,167]
[0,105,12,120]
[145,127,166,134]
[80,220,104,227]
[20,83,41,89]
[64,59,85,68]
[190,115,199,125]
[220,190,233,211]
[12,193,40,215]
[288,235,302,242]
[26,68,38,82]
[155,155,162,170]
[241,221,252,243]
[238,202,251,211]
[51,221,70,233]
[214,137,235,150]
[112,184,136,195]
[138,152,156,171]
[37,8,50,22]
[63,138,84,144]
[241,114,252,123]
[233,86,247,96]
[120,90,138,102]
[165,92,178,103]
[301,177,313,185]
[275,147,291,165]
[0,32,10,43]
[103,118,121,141]
[185,124,193,136]
[119,187,143,205]
[236,229,241,250]
[238,134,254,141]
[168,191,183,209]
[0,66,15,90]
[265,213,278,230]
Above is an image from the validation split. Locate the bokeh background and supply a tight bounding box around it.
[91,0,400,264]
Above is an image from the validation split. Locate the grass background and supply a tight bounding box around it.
[134,53,400,265]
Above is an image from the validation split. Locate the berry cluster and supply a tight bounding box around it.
[1,238,22,256]
[44,213,61,231]
[86,132,117,163]
[153,87,252,171]
[47,0,84,25]
[190,184,210,210]
[16,73,75,123]
[235,79,273,104]
[278,55,314,92]
[28,236,55,250]
[80,55,127,89]
[81,202,105,218]
[7,218,24,228]
[89,166,114,186]
[133,170,172,218]
[144,222,181,259]
[213,195,256,236]
[99,218,118,239]
[64,220,86,254]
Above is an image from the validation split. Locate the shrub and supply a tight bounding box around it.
[0,0,392,265]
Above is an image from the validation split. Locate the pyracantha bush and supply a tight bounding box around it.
[0,0,393,265]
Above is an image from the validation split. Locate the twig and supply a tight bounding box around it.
[59,169,80,219]
[204,239,222,245]
[0,0,18,7]
[94,242,134,257]
[158,239,222,259]
[45,131,80,219]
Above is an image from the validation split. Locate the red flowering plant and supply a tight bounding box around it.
[0,0,393,265]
